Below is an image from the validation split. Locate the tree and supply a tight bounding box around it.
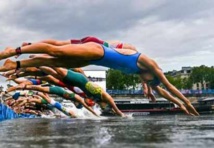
[189,65,214,89]
[106,69,140,90]
[189,65,208,84]
[106,69,125,89]
[205,67,214,89]
[182,77,192,89]
[165,75,183,89]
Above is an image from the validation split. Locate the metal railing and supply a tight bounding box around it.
[107,89,214,95]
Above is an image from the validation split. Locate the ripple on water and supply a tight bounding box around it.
[0,115,214,148]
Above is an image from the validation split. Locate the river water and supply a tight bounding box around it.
[0,115,214,148]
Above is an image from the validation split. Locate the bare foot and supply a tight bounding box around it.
[0,59,16,72]
[0,73,7,78]
[0,69,16,77]
[22,42,29,47]
[0,47,16,60]
[6,75,17,81]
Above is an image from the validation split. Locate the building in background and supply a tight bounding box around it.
[165,67,208,90]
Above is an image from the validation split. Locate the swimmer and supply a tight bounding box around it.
[21,36,137,51]
[35,67,125,117]
[0,39,199,116]
[29,92,76,117]
[7,67,96,107]
[11,84,99,117]
[6,77,46,93]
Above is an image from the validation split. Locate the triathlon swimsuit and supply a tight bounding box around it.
[41,98,48,104]
[28,79,45,85]
[70,36,123,48]
[63,70,102,101]
[49,99,72,116]
[57,81,86,98]
[90,45,141,74]
[49,86,75,101]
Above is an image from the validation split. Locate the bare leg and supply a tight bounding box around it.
[0,43,54,60]
[0,58,66,72]
[37,75,61,85]
[15,85,50,93]
[8,71,44,80]
[39,67,61,79]
[52,67,68,78]
[0,56,91,72]
[7,81,32,93]
[0,42,103,60]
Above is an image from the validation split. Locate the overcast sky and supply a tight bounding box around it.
[0,0,214,85]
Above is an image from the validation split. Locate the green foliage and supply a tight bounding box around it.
[166,65,214,89]
[106,69,140,90]
[165,75,183,89]
[106,65,214,90]
[189,65,214,89]
[182,77,192,89]
[189,65,209,84]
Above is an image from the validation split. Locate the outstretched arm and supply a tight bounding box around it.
[139,56,199,116]
[74,94,99,117]
[142,81,156,102]
[153,70,198,116]
[147,85,156,102]
[101,92,125,117]
[152,86,191,115]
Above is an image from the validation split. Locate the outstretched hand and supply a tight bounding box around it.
[186,104,200,116]
[147,93,156,102]
[121,113,127,118]
[180,105,190,115]
[144,91,156,102]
